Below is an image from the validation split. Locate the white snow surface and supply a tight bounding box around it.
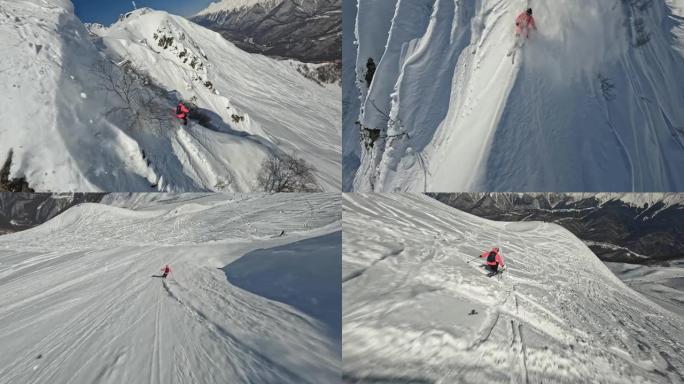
[0,193,341,384]
[343,193,684,383]
[1,0,340,192]
[350,0,684,192]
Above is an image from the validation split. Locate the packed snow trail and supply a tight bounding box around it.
[350,0,684,192]
[0,194,341,384]
[343,193,684,383]
[0,0,341,192]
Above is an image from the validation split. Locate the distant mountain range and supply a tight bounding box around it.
[427,193,684,264]
[0,194,104,234]
[192,0,341,63]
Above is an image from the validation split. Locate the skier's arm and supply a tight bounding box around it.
[497,254,505,267]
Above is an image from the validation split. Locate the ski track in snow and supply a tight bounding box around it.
[0,194,341,384]
[343,193,684,384]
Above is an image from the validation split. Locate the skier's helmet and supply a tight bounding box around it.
[526,8,532,15]
[494,247,500,252]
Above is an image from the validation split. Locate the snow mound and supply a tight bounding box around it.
[343,193,684,383]
[349,0,684,192]
[0,193,341,383]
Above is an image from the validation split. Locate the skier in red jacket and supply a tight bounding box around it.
[161,264,171,279]
[480,247,505,274]
[176,102,190,126]
[515,8,537,38]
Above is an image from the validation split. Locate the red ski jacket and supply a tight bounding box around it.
[515,12,537,36]
[176,104,189,119]
[481,249,505,267]
[161,266,171,274]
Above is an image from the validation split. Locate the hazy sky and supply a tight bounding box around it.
[72,0,216,25]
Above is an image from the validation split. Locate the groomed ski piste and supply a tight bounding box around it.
[0,193,341,384]
[0,0,341,192]
[348,0,684,192]
[343,193,684,383]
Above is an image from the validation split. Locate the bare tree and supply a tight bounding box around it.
[91,60,174,134]
[598,74,616,101]
[257,153,320,192]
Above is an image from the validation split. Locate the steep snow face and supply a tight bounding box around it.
[0,0,151,191]
[350,0,684,192]
[0,193,341,384]
[95,8,341,192]
[342,0,359,191]
[1,1,340,192]
[343,193,684,383]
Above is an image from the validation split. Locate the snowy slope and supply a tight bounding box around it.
[343,193,684,383]
[0,0,340,192]
[0,193,341,384]
[349,0,684,192]
[606,259,684,317]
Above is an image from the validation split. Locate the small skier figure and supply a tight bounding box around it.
[176,102,190,126]
[515,8,537,39]
[365,57,376,87]
[161,264,171,279]
[480,247,505,276]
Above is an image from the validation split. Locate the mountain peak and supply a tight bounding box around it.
[195,0,280,16]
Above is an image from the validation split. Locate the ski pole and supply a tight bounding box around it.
[466,255,481,264]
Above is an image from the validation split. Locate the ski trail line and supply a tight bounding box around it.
[150,282,162,384]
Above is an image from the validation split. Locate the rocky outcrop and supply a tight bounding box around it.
[0,150,33,193]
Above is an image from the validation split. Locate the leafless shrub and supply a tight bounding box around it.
[257,153,320,192]
[91,60,174,134]
[598,74,617,101]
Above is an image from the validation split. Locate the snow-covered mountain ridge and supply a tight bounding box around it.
[428,193,684,263]
[197,0,281,15]
[192,0,341,63]
[0,0,340,192]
